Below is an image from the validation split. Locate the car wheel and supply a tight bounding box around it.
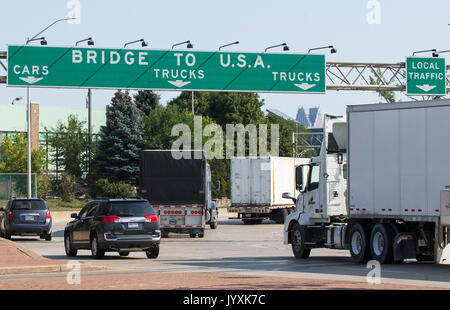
[3,228,11,240]
[291,223,311,259]
[64,233,77,257]
[210,220,218,229]
[349,223,371,263]
[119,251,130,257]
[146,245,159,259]
[370,224,394,264]
[91,234,105,259]
[45,233,52,241]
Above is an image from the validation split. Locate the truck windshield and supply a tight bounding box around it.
[102,202,156,217]
[11,200,47,210]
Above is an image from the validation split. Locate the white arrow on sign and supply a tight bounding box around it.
[168,80,191,88]
[416,84,437,92]
[294,83,316,91]
[19,76,44,85]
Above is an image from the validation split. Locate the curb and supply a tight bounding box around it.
[0,263,97,276]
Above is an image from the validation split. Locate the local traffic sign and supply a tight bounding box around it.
[7,45,326,94]
[406,57,446,95]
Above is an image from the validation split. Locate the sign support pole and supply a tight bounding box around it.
[27,86,32,198]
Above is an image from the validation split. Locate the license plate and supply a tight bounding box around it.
[25,215,34,221]
[128,223,139,229]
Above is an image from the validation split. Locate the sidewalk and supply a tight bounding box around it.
[0,238,95,275]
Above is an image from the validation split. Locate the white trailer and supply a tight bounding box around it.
[229,157,309,224]
[284,100,450,264]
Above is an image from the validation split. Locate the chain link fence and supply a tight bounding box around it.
[0,173,37,200]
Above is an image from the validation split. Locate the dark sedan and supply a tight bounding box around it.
[0,198,52,241]
[64,198,160,259]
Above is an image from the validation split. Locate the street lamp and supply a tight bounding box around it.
[26,17,75,45]
[265,43,289,52]
[308,45,337,54]
[23,18,73,198]
[76,37,94,46]
[124,39,148,48]
[27,37,47,45]
[172,40,193,49]
[412,49,439,57]
[219,41,239,50]
[11,96,23,105]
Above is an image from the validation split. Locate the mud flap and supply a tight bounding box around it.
[438,243,450,264]
[393,234,416,261]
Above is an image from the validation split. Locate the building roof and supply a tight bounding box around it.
[266,108,297,122]
[0,102,106,133]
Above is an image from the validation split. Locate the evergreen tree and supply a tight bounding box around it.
[96,90,146,186]
[133,90,160,116]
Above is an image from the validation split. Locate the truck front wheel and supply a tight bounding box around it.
[291,223,311,259]
[349,223,371,263]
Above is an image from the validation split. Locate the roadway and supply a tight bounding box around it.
[2,211,450,289]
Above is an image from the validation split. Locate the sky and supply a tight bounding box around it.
[1,0,450,119]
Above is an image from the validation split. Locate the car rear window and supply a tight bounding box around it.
[101,201,155,217]
[11,200,47,211]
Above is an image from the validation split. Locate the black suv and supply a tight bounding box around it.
[0,198,52,241]
[64,198,160,259]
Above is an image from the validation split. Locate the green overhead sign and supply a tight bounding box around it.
[7,45,326,93]
[406,57,446,95]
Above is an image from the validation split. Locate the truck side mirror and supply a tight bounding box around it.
[282,192,297,204]
[71,213,79,219]
[296,166,304,191]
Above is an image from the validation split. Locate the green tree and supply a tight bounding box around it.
[168,91,266,126]
[95,90,146,186]
[133,90,160,116]
[45,115,88,178]
[0,133,45,198]
[0,133,44,174]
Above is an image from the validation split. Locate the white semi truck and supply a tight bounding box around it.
[229,157,309,224]
[284,100,450,264]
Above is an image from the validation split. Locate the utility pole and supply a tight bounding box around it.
[191,91,194,116]
[26,87,31,198]
[87,88,92,176]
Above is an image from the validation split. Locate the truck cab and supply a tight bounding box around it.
[284,115,348,249]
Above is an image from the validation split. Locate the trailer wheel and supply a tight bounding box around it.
[349,223,371,263]
[190,234,196,238]
[291,223,311,259]
[370,224,395,264]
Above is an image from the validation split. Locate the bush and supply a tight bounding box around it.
[37,172,51,200]
[94,178,135,199]
[60,173,77,202]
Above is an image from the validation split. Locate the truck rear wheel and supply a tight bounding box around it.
[291,223,311,259]
[370,224,394,264]
[349,223,371,263]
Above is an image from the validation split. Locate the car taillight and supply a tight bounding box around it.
[144,214,158,222]
[45,210,51,219]
[102,215,121,223]
[7,211,12,220]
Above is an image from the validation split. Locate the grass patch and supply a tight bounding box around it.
[0,198,87,212]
